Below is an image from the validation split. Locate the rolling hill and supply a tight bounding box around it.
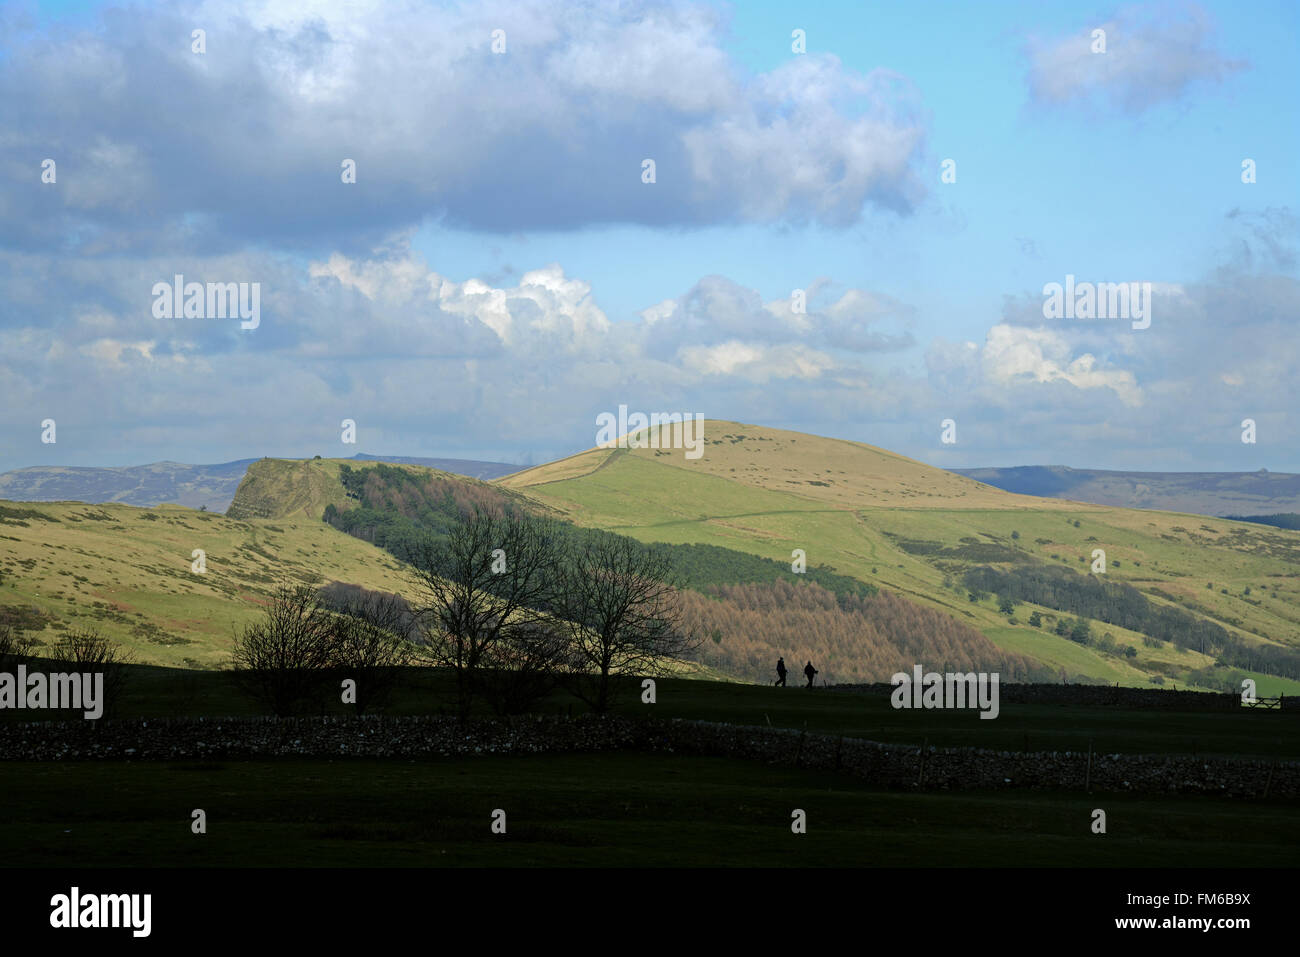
[0,500,412,668]
[224,458,358,521]
[4,422,1299,695]
[498,421,1300,694]
[0,458,537,669]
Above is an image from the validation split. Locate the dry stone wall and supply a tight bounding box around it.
[1,714,1294,798]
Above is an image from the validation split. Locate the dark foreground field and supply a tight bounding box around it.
[1,666,1297,868]
[39,664,1300,760]
[1,754,1296,867]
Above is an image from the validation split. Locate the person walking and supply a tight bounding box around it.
[775,657,787,687]
[804,660,818,688]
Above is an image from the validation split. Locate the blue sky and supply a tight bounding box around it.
[418,0,1296,328]
[1,0,1296,472]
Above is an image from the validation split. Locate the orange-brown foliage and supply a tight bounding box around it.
[679,579,1043,684]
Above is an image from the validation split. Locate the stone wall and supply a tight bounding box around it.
[1,714,1294,799]
[832,681,1243,712]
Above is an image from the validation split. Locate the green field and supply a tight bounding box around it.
[500,423,1300,693]
[1,754,1293,867]
[3,421,1299,694]
[0,499,412,667]
[2,667,1296,869]
[9,666,1298,762]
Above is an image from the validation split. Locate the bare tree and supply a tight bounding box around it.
[329,589,416,714]
[407,508,560,719]
[556,534,698,713]
[48,626,132,718]
[318,583,420,641]
[230,581,339,716]
[477,619,570,715]
[0,623,39,669]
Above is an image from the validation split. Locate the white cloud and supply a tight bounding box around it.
[311,253,610,350]
[982,324,1143,406]
[0,223,1295,470]
[1025,3,1246,112]
[680,341,836,381]
[80,339,162,366]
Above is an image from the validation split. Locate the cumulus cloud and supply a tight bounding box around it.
[0,226,944,466]
[643,274,914,367]
[0,0,1292,480]
[921,215,1299,469]
[1,226,1297,472]
[1025,2,1246,112]
[680,341,836,382]
[981,324,1143,406]
[310,253,611,352]
[5,206,1296,471]
[0,0,928,255]
[925,324,1144,415]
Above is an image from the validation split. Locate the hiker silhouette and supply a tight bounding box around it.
[804,661,818,688]
[775,657,787,687]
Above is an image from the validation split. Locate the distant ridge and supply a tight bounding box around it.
[348,454,518,480]
[0,459,258,512]
[951,465,1300,517]
[0,454,517,512]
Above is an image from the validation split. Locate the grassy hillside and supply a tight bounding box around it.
[501,422,1072,510]
[225,457,516,522]
[0,500,412,667]
[498,422,1300,694]
[223,458,354,521]
[10,422,1299,692]
[308,456,1042,683]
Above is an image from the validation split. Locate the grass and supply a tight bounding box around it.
[222,457,352,521]
[498,422,1300,693]
[0,500,413,668]
[6,424,1297,870]
[9,666,1299,762]
[4,666,1296,869]
[1,753,1294,867]
[3,419,1299,693]
[638,676,1300,761]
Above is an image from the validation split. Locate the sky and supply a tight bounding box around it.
[1,0,1296,472]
